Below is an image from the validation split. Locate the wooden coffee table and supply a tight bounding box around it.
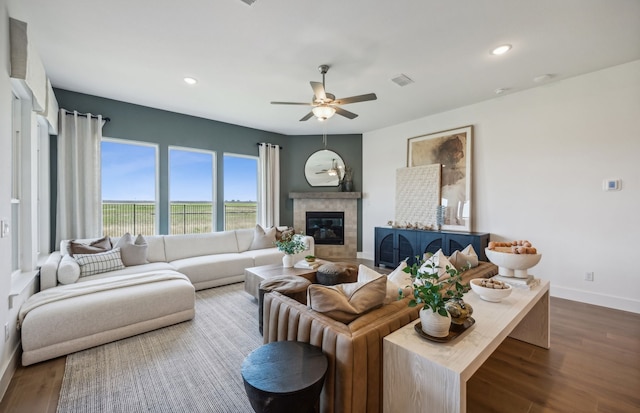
[244,263,318,300]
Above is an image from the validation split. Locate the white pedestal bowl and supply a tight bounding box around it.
[485,248,542,278]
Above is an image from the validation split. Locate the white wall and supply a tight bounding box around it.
[363,60,640,314]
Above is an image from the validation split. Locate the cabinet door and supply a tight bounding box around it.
[375,228,396,267]
[418,231,444,258]
[444,232,490,261]
[397,230,417,265]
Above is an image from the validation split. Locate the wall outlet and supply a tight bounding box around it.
[4,323,8,342]
[584,272,594,282]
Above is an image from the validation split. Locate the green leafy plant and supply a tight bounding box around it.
[401,256,467,316]
[275,232,307,255]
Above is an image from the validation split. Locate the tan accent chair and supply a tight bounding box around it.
[262,291,420,413]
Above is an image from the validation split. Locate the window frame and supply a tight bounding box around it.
[223,152,259,231]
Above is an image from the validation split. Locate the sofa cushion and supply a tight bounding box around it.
[75,248,126,277]
[420,249,456,280]
[307,276,387,323]
[449,244,479,270]
[249,224,276,250]
[163,232,239,261]
[170,253,254,285]
[113,233,149,266]
[68,236,112,256]
[58,255,81,285]
[239,248,284,267]
[357,263,411,304]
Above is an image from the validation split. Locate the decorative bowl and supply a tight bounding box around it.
[485,248,542,278]
[470,278,512,302]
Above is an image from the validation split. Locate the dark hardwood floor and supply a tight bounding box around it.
[1,285,638,412]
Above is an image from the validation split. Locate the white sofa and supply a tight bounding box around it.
[20,228,314,366]
[40,228,315,291]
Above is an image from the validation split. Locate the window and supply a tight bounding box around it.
[223,154,258,230]
[169,147,215,234]
[101,139,158,236]
[11,93,21,275]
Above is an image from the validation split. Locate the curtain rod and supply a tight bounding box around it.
[257,143,283,149]
[64,111,110,122]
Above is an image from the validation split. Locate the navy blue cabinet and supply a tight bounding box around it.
[374,227,490,268]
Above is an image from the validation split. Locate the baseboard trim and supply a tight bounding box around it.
[551,285,640,314]
[0,343,20,402]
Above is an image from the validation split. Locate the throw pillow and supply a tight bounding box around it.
[114,233,149,266]
[449,244,479,270]
[419,249,456,281]
[307,275,387,323]
[357,263,411,304]
[249,224,277,250]
[75,248,125,277]
[69,236,112,256]
[57,254,81,284]
[276,226,294,241]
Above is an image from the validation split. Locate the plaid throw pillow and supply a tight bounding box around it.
[74,247,125,277]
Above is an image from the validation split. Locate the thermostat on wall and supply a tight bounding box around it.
[603,179,621,191]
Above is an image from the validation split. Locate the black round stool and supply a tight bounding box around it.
[241,341,328,413]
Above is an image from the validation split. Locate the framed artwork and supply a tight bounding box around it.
[407,125,473,232]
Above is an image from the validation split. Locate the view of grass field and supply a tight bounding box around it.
[102,202,257,236]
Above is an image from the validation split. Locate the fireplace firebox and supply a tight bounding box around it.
[306,211,344,245]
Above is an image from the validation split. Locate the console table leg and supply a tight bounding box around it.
[509,289,550,349]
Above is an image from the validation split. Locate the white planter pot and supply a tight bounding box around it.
[420,308,451,338]
[282,254,294,268]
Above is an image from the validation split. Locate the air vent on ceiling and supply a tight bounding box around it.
[239,0,257,5]
[391,74,414,87]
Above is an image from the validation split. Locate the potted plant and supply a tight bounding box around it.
[275,232,307,268]
[401,256,467,337]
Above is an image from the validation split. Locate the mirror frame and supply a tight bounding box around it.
[304,149,345,187]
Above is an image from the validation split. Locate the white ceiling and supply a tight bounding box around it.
[9,0,640,136]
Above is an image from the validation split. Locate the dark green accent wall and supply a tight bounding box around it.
[52,89,363,251]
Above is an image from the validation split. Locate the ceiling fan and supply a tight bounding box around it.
[271,64,377,122]
[316,159,343,176]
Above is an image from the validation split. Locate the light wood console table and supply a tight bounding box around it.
[383,279,550,413]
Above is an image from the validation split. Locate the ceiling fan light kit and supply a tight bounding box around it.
[271,64,377,122]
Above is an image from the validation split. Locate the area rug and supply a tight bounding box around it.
[57,283,262,413]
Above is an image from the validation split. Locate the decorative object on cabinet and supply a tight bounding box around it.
[374,227,489,268]
[395,164,441,229]
[407,125,473,232]
[485,248,542,278]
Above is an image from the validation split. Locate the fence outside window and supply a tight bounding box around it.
[102,202,257,236]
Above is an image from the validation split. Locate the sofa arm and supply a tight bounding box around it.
[263,291,420,413]
[40,251,62,291]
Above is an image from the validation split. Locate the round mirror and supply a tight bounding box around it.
[304,149,345,187]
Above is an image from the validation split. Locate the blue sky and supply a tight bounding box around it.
[101,141,257,202]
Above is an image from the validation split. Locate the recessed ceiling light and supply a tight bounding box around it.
[184,77,197,85]
[533,74,553,83]
[491,44,512,55]
[495,88,509,95]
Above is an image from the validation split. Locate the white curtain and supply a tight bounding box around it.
[56,109,105,246]
[258,143,280,228]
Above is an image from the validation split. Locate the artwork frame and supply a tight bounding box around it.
[407,125,473,232]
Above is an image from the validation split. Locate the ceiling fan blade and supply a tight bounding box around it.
[334,93,377,105]
[310,81,327,101]
[299,112,314,121]
[271,101,311,106]
[334,106,358,119]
